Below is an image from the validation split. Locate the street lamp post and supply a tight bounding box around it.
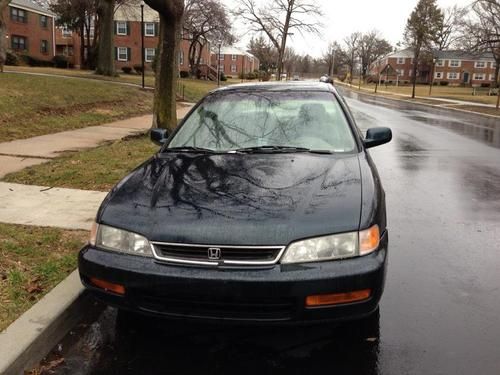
[140,0,145,89]
[429,58,436,96]
[217,40,222,87]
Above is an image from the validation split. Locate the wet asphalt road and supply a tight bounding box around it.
[50,90,500,375]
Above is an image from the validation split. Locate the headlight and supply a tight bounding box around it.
[94,224,152,257]
[281,225,380,264]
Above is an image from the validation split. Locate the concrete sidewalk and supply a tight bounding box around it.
[0,182,107,230]
[0,104,193,178]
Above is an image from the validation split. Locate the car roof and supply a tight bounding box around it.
[211,81,337,94]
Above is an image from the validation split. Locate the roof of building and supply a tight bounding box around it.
[434,50,494,61]
[217,46,257,60]
[380,48,494,62]
[114,1,159,22]
[10,0,56,16]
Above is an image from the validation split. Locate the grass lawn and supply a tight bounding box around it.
[344,79,499,106]
[0,223,88,332]
[3,134,158,191]
[0,73,153,142]
[5,66,240,103]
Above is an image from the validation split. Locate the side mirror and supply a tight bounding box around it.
[363,127,392,149]
[150,128,168,146]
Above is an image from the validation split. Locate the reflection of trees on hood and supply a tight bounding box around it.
[132,154,331,220]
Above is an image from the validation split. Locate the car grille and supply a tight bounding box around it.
[150,242,285,267]
[135,292,294,321]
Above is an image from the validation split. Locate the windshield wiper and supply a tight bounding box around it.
[162,146,218,153]
[233,146,334,154]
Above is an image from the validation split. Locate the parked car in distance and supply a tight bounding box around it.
[293,74,300,81]
[79,82,392,325]
[320,75,334,84]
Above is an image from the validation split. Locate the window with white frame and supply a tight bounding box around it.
[449,60,461,67]
[435,72,443,79]
[436,59,444,67]
[473,73,485,80]
[145,48,155,62]
[231,54,237,61]
[145,23,155,36]
[62,27,72,37]
[474,61,486,68]
[396,57,405,64]
[117,47,128,61]
[489,74,495,81]
[116,21,127,35]
[491,61,497,69]
[396,69,404,76]
[231,64,237,73]
[447,72,459,80]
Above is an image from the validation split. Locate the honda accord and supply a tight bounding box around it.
[79,82,392,324]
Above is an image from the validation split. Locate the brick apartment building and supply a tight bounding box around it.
[3,0,55,61]
[53,3,212,73]
[370,48,498,87]
[211,46,260,77]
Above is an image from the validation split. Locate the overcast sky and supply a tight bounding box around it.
[224,0,473,57]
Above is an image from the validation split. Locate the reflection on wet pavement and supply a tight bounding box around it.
[80,308,381,375]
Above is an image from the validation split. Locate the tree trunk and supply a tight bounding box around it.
[411,50,420,99]
[96,0,116,76]
[152,13,182,131]
[80,23,86,68]
[0,0,11,73]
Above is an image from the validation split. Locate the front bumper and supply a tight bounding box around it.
[78,232,388,324]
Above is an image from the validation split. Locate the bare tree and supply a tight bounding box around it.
[234,0,322,80]
[184,0,233,77]
[435,5,467,51]
[145,0,184,131]
[358,31,392,81]
[282,46,298,76]
[343,32,361,83]
[51,0,99,69]
[404,0,444,98]
[323,41,341,76]
[461,0,499,107]
[0,0,12,72]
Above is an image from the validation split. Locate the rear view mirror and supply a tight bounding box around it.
[363,127,392,149]
[150,128,169,146]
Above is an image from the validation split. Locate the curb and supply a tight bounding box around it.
[0,270,93,375]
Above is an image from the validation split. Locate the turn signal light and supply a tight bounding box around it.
[359,225,380,255]
[305,289,371,307]
[90,277,125,295]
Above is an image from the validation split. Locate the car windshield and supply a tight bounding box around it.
[166,90,357,153]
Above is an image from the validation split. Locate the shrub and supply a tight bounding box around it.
[226,75,233,79]
[20,54,54,67]
[481,83,491,88]
[133,64,143,74]
[246,72,257,80]
[439,81,449,86]
[180,70,190,78]
[5,51,20,66]
[220,72,227,81]
[53,54,69,68]
[121,66,133,74]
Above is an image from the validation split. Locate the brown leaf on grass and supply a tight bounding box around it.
[39,357,65,375]
[26,282,43,294]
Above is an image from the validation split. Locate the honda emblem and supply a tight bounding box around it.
[208,247,222,260]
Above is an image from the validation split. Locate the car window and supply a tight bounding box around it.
[168,91,357,153]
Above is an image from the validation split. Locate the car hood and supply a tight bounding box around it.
[98,153,362,246]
